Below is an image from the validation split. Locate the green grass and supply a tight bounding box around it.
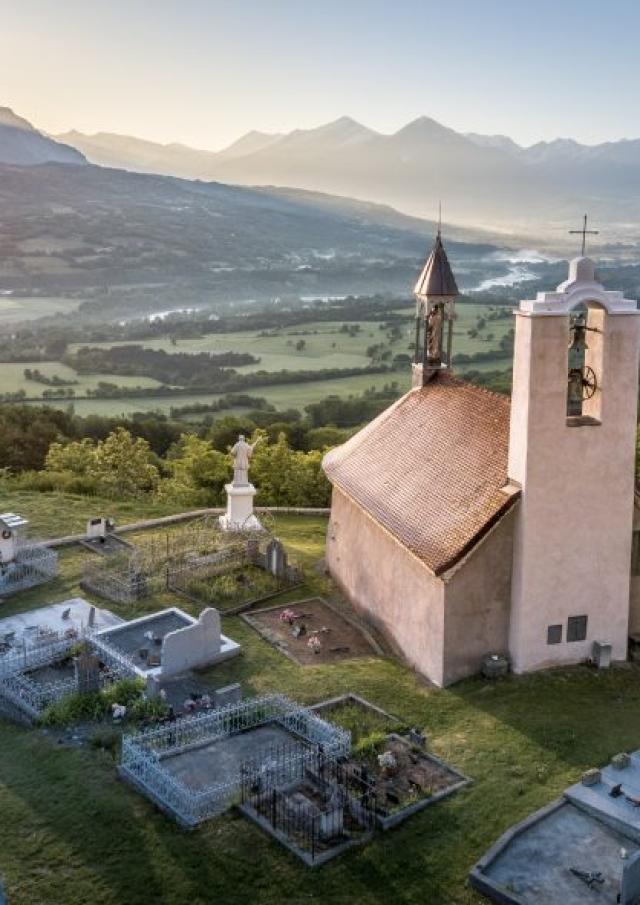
[0,361,163,397]
[0,295,83,323]
[27,371,413,417]
[10,304,512,416]
[2,495,625,904]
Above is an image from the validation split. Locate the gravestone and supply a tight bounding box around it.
[214,682,242,709]
[582,768,601,786]
[408,728,427,748]
[74,650,101,694]
[621,850,640,905]
[161,608,222,678]
[266,539,288,578]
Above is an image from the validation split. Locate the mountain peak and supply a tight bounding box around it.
[0,106,35,132]
[0,106,86,166]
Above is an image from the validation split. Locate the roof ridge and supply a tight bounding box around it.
[443,372,511,407]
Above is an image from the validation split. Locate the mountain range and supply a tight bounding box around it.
[55,116,640,233]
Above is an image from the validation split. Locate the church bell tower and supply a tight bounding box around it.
[507,256,640,673]
[412,230,458,387]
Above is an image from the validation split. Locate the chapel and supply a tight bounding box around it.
[323,231,640,686]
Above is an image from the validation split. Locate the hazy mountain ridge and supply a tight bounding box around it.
[56,114,640,232]
[0,107,85,166]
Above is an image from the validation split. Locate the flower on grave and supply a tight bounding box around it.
[183,698,197,713]
[111,703,127,722]
[279,608,297,625]
[200,694,212,709]
[307,634,322,654]
[377,750,397,770]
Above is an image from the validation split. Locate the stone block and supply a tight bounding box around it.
[481,654,509,678]
[214,682,242,709]
[612,753,631,770]
[581,768,601,786]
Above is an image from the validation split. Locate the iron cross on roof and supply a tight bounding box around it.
[569,214,599,256]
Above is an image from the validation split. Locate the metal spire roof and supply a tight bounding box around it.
[413,232,458,298]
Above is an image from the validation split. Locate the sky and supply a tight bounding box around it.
[1,0,639,150]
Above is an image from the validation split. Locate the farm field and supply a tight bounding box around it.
[0,492,639,904]
[8,302,512,416]
[0,295,84,323]
[66,304,513,369]
[28,371,411,417]
[0,361,163,396]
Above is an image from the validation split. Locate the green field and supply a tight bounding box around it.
[26,372,412,417]
[67,305,512,369]
[0,490,639,904]
[6,302,512,416]
[0,295,84,323]
[0,361,163,397]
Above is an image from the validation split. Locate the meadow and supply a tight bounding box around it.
[0,490,638,904]
[0,295,83,323]
[9,302,512,417]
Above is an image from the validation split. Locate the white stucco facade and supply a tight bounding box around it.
[508,258,640,673]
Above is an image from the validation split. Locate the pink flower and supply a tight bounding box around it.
[279,608,297,624]
[307,635,321,653]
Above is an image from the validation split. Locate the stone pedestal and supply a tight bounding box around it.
[219,483,263,532]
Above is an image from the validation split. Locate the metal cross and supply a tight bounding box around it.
[569,214,598,256]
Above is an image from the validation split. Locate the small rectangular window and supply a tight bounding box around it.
[632,532,640,576]
[567,615,588,643]
[547,624,562,645]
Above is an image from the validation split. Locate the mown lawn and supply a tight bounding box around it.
[0,493,638,904]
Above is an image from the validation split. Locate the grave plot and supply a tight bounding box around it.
[243,597,382,665]
[0,600,126,724]
[0,511,58,598]
[81,517,241,604]
[92,606,240,680]
[119,694,350,827]
[357,733,470,829]
[168,536,302,614]
[240,749,377,866]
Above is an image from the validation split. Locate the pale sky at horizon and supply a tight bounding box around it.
[2,0,638,150]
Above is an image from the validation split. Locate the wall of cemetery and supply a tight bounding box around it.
[325,488,446,686]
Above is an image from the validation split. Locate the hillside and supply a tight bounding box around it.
[0,160,499,320]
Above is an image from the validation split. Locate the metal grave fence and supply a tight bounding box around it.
[119,694,351,826]
[240,748,377,864]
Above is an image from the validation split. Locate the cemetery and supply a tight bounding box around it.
[243,597,382,665]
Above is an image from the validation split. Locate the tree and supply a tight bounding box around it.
[45,438,96,475]
[160,435,228,505]
[87,428,159,497]
[295,339,306,352]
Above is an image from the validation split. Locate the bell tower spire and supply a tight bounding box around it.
[412,223,458,387]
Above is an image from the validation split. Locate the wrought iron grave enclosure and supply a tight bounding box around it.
[120,694,350,827]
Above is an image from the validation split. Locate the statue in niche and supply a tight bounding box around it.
[426,304,445,363]
[230,435,261,486]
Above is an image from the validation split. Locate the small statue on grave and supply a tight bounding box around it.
[230,435,262,487]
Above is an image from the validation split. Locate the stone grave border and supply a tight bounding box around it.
[310,694,469,830]
[373,732,471,830]
[241,597,385,665]
[119,693,351,828]
[468,798,566,905]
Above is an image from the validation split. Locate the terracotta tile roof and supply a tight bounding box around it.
[323,373,518,575]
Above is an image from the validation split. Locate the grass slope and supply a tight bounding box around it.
[0,493,626,904]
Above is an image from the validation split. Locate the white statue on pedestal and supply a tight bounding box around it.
[219,435,263,532]
[230,435,260,487]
